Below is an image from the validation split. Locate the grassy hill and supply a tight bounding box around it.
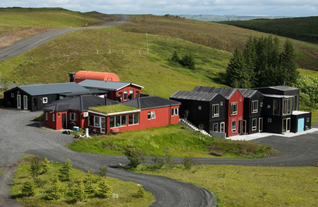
[119,15,318,70]
[0,7,111,28]
[220,16,318,44]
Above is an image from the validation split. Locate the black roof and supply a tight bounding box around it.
[238,89,259,98]
[254,85,299,92]
[60,89,108,97]
[170,90,218,101]
[43,95,118,112]
[122,96,180,110]
[192,86,237,99]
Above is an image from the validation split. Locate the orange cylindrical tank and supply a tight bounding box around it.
[74,71,120,83]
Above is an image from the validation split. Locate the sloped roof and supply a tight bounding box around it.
[18,82,88,96]
[122,96,181,110]
[254,85,299,92]
[170,90,218,101]
[238,89,258,98]
[192,86,237,99]
[78,79,143,91]
[44,95,118,112]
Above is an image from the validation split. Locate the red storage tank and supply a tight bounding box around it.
[74,71,120,83]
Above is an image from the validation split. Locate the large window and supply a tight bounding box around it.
[231,103,237,115]
[273,99,281,115]
[232,121,236,132]
[110,115,127,128]
[252,100,258,113]
[171,108,179,116]
[129,90,134,100]
[283,99,292,115]
[252,118,257,131]
[124,91,128,101]
[94,116,100,127]
[70,112,76,121]
[129,113,140,125]
[148,111,156,120]
[212,104,219,118]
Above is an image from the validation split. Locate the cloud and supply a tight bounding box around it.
[1,0,317,16]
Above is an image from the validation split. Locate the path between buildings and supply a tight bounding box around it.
[0,15,128,62]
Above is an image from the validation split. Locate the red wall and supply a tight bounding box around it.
[107,85,142,102]
[44,110,87,130]
[227,90,244,137]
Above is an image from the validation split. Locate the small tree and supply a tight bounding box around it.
[97,166,108,177]
[98,178,113,198]
[132,186,145,198]
[46,178,63,200]
[21,180,35,197]
[41,158,50,174]
[59,158,72,181]
[123,147,145,168]
[182,156,194,170]
[171,51,180,63]
[84,170,97,193]
[29,156,42,178]
[149,155,165,171]
[164,147,174,170]
[180,54,196,69]
[72,179,87,202]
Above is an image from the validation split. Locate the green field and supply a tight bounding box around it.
[132,165,318,207]
[0,7,110,28]
[220,16,318,44]
[11,155,154,207]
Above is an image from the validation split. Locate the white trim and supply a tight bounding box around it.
[23,95,28,110]
[43,97,48,104]
[251,100,258,114]
[116,83,144,91]
[252,118,257,131]
[70,112,76,121]
[17,95,21,109]
[88,109,141,116]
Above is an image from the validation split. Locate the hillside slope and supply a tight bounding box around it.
[119,15,318,70]
[220,16,318,44]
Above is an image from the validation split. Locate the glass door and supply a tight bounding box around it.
[23,95,28,110]
[282,118,291,133]
[17,95,21,109]
[101,117,106,134]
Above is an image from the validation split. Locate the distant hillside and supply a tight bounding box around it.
[0,7,111,27]
[220,16,318,44]
[119,15,318,70]
[179,15,287,22]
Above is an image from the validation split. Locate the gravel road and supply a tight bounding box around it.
[0,15,128,62]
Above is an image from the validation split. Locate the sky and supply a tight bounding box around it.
[0,0,317,17]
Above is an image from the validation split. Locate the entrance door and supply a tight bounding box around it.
[297,118,305,132]
[259,117,263,132]
[17,95,21,109]
[239,120,246,135]
[101,117,106,134]
[220,122,225,133]
[282,118,291,133]
[62,113,67,129]
[23,95,28,110]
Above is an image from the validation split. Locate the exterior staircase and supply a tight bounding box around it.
[179,118,212,137]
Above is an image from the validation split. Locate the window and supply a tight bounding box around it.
[232,121,236,132]
[220,102,223,106]
[129,113,140,125]
[171,108,179,116]
[124,91,128,100]
[135,91,139,98]
[94,116,100,127]
[307,117,310,122]
[110,115,127,128]
[212,104,219,118]
[46,113,48,121]
[198,106,202,110]
[117,92,123,102]
[11,93,14,98]
[89,115,94,126]
[231,103,237,115]
[43,97,48,104]
[268,118,272,123]
[148,111,156,120]
[213,123,218,132]
[252,100,258,113]
[70,113,76,121]
[129,90,134,100]
[273,99,281,115]
[252,118,257,131]
[283,99,292,115]
[52,114,55,122]
[260,102,263,108]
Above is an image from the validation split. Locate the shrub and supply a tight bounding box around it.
[123,147,145,168]
[132,186,145,198]
[59,158,72,181]
[33,177,46,187]
[98,178,113,198]
[97,166,108,177]
[164,147,174,170]
[182,156,194,170]
[29,156,42,178]
[46,178,64,200]
[41,158,50,174]
[84,170,97,193]
[149,156,165,171]
[72,179,87,202]
[21,180,36,197]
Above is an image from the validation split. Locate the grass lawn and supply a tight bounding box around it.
[11,155,154,207]
[132,164,318,207]
[67,125,275,159]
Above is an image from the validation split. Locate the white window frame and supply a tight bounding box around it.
[94,116,100,127]
[11,93,14,98]
[213,123,218,132]
[212,104,219,118]
[171,108,179,116]
[110,115,127,128]
[124,90,128,101]
[70,112,76,121]
[283,99,292,115]
[129,90,134,99]
[232,121,236,133]
[231,102,238,115]
[129,113,140,125]
[43,97,48,104]
[148,111,156,120]
[251,100,258,114]
[252,118,257,131]
[52,114,55,122]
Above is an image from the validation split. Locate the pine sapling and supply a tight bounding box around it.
[59,158,72,181]
[21,180,36,197]
[98,178,113,198]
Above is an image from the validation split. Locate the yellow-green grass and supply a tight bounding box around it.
[298,68,318,78]
[11,154,154,207]
[0,28,229,98]
[67,125,275,158]
[310,109,318,126]
[0,25,31,38]
[89,104,139,114]
[119,15,318,70]
[0,8,107,28]
[132,165,318,207]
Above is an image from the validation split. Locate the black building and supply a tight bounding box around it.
[170,90,227,138]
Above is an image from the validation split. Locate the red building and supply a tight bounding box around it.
[78,79,143,102]
[87,96,181,134]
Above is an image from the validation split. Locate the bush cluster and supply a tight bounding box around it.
[171,51,196,69]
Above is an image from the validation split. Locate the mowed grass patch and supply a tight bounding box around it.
[119,15,318,70]
[11,154,154,207]
[0,7,107,27]
[133,165,318,207]
[0,28,227,98]
[67,125,275,158]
